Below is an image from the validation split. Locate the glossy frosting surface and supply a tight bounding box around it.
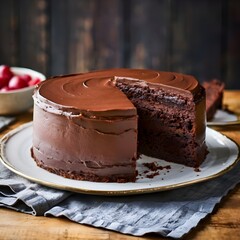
[35,69,200,117]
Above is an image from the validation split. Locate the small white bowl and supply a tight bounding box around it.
[0,67,46,115]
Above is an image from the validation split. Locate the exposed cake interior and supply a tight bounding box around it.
[115,77,207,167]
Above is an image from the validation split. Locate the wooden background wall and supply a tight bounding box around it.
[0,0,240,89]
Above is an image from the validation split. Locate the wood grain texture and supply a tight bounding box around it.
[50,0,69,76]
[0,1,240,87]
[170,0,223,82]
[92,0,124,70]
[129,0,171,70]
[0,0,17,66]
[17,0,49,74]
[0,90,240,239]
[51,0,125,74]
[50,0,96,75]
[225,0,240,89]
[67,0,95,74]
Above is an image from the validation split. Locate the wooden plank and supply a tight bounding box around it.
[92,0,124,70]
[2,0,239,89]
[128,0,171,70]
[64,0,96,74]
[170,0,223,82]
[50,0,124,75]
[67,0,95,74]
[0,0,17,66]
[224,0,240,89]
[65,0,124,73]
[50,0,69,76]
[18,0,49,75]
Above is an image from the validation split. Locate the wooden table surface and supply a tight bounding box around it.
[0,90,240,240]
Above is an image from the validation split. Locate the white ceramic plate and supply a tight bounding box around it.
[207,110,240,126]
[0,122,239,196]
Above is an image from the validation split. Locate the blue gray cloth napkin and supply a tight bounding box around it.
[0,160,240,238]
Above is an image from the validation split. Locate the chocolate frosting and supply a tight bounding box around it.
[35,69,201,118]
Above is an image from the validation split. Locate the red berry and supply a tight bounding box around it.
[0,75,10,89]
[28,78,41,86]
[8,76,28,90]
[0,65,13,80]
[0,86,11,92]
[20,74,32,83]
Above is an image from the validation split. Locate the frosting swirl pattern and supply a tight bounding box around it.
[35,69,200,117]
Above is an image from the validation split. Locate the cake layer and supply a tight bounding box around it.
[116,78,207,167]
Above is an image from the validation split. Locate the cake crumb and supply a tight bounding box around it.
[143,162,158,171]
[194,168,201,172]
[146,172,159,178]
[143,162,172,179]
[143,162,171,171]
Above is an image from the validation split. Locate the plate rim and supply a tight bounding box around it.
[0,122,240,196]
[207,109,240,126]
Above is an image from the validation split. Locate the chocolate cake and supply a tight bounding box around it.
[202,79,224,121]
[32,69,207,182]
